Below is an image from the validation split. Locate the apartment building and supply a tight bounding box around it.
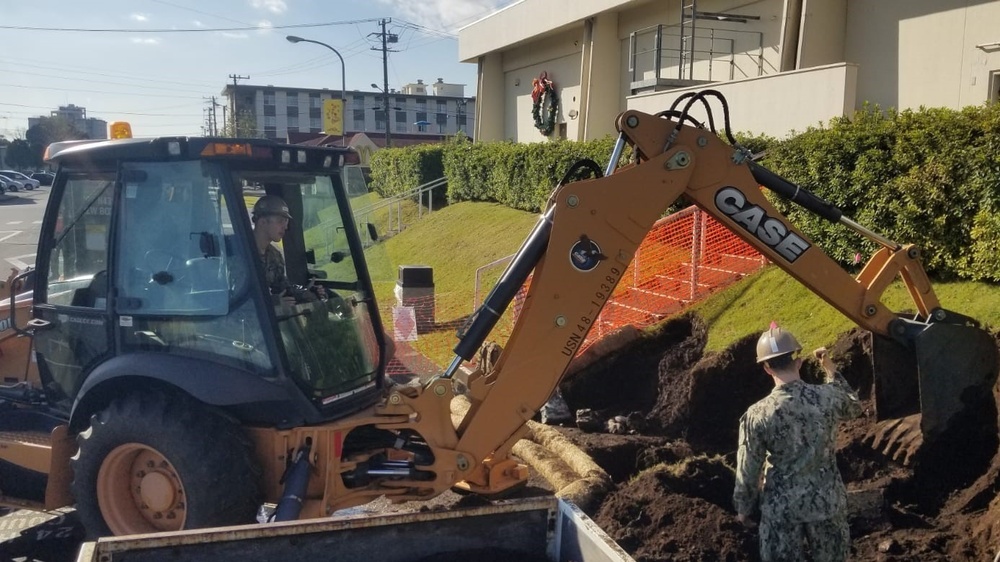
[28,104,108,140]
[221,79,476,145]
[459,0,1000,141]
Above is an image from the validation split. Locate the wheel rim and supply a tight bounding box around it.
[97,443,188,534]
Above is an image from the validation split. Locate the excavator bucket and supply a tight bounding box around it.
[871,322,998,462]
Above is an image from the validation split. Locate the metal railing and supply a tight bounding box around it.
[628,23,770,85]
[353,176,447,238]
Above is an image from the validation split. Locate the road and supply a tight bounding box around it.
[0,187,49,274]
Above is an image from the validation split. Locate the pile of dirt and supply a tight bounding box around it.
[554,313,1000,561]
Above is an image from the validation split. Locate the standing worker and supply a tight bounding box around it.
[733,323,862,561]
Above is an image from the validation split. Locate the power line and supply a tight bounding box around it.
[0,19,381,33]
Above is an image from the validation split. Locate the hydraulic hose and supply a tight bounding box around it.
[273,439,312,522]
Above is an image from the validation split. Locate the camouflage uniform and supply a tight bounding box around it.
[261,244,315,304]
[734,371,862,562]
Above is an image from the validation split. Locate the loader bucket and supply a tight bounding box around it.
[872,322,998,442]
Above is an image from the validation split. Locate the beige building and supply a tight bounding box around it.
[460,0,1000,142]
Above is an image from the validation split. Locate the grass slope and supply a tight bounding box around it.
[375,201,1000,357]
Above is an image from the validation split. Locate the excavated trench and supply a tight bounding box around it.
[553,313,1000,562]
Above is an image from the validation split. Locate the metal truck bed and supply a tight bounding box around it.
[75,496,635,562]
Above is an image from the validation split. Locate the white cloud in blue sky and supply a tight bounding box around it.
[0,0,516,138]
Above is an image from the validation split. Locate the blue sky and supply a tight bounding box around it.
[0,0,514,139]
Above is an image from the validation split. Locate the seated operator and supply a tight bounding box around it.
[252,195,326,305]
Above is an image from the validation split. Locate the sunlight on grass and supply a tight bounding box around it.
[368,199,1000,368]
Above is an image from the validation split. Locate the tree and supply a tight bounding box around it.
[5,139,35,170]
[24,116,87,167]
[221,110,261,138]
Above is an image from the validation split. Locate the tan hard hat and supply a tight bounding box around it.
[755,324,801,363]
[252,195,292,221]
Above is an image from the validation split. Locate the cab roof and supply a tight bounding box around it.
[45,136,358,168]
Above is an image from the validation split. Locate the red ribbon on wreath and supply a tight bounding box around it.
[531,71,552,103]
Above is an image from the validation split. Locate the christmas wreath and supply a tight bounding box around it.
[531,72,559,136]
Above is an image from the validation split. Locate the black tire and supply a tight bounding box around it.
[71,390,261,538]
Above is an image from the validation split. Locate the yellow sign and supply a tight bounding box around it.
[323,98,344,136]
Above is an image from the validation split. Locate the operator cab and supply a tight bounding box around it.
[27,133,386,427]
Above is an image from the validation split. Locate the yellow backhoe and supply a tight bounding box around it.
[0,92,994,543]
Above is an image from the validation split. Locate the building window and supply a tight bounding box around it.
[395,111,407,123]
[263,105,276,117]
[288,116,299,129]
[264,127,277,139]
[287,106,299,117]
[437,100,446,111]
[458,115,467,128]
[310,117,321,129]
[395,122,407,133]
[309,107,321,119]
[352,94,365,105]
[375,110,386,131]
[416,112,427,123]
[263,92,275,106]
[310,93,322,108]
[264,116,276,127]
[395,97,407,108]
[438,123,446,134]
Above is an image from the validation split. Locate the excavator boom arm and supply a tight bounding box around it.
[454,108,942,463]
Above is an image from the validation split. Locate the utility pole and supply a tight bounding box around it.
[203,96,221,136]
[229,74,250,136]
[369,19,397,148]
[211,96,221,136]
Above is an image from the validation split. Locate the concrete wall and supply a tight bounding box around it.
[846,0,1000,110]
[503,27,584,142]
[627,62,858,137]
[462,0,1000,143]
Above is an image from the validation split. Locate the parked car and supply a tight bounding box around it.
[30,171,55,186]
[0,170,39,190]
[0,177,7,195]
[0,173,25,192]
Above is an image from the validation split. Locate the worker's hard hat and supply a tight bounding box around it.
[252,195,292,221]
[755,323,801,363]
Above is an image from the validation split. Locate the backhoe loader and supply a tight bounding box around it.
[0,91,995,542]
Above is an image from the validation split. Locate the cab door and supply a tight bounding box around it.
[31,171,116,413]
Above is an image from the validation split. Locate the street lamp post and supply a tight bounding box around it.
[286,35,346,145]
[371,83,392,148]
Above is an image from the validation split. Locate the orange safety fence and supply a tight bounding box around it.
[383,205,767,378]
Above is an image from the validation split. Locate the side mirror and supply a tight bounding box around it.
[197,232,220,258]
[330,251,347,264]
[8,269,37,336]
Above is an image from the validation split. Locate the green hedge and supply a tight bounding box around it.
[762,104,1000,281]
[367,104,1000,281]
[369,136,627,213]
[369,143,447,203]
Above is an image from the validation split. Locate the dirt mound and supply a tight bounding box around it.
[594,456,756,562]
[555,314,1000,561]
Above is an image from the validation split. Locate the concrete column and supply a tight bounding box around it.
[475,53,506,142]
[581,12,621,141]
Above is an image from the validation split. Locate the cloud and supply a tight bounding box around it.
[256,20,274,33]
[250,0,287,15]
[374,0,512,33]
[221,32,249,39]
[130,37,161,45]
[129,13,150,22]
[192,20,205,28]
